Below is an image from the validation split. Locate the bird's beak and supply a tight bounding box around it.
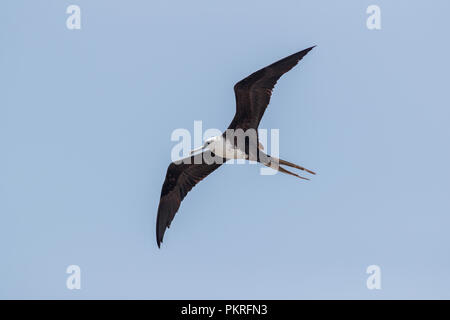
[190,145,204,155]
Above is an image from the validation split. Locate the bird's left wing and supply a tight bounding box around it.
[156,153,223,247]
[229,46,315,130]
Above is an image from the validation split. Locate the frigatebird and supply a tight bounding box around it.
[156,46,316,247]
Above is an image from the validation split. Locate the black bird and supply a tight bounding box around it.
[156,46,316,247]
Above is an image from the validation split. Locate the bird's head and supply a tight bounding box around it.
[190,136,220,155]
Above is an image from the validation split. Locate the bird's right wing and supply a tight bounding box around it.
[156,153,223,247]
[229,46,315,130]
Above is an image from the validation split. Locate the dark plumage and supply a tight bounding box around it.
[229,46,315,130]
[156,46,316,247]
[156,153,223,247]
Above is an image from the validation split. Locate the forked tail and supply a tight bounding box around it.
[259,152,316,180]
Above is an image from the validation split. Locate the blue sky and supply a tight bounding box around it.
[1,0,450,299]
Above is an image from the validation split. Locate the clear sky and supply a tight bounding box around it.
[1,0,450,299]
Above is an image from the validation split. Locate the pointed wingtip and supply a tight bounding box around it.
[291,45,316,61]
[156,230,162,248]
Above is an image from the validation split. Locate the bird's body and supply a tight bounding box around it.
[204,135,250,161]
[156,46,317,247]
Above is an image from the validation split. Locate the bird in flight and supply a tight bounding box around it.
[156,46,316,247]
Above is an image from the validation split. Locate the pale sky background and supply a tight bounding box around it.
[1,0,450,299]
